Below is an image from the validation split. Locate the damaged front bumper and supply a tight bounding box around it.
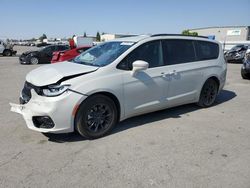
[10,89,86,133]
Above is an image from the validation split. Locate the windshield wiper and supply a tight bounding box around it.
[71,59,100,67]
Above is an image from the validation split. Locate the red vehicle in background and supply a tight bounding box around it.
[51,46,91,63]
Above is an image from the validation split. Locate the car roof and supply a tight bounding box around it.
[112,35,149,42]
[76,46,92,49]
[112,34,216,43]
[44,44,68,47]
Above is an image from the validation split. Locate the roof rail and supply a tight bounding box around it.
[151,34,208,39]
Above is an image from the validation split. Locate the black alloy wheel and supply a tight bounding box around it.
[197,79,218,107]
[86,103,113,133]
[75,94,117,139]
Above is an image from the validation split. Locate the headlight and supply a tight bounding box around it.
[234,51,245,58]
[42,84,71,97]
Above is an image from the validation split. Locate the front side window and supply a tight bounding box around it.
[41,46,55,53]
[162,39,196,65]
[118,40,163,70]
[58,45,69,51]
[72,42,133,67]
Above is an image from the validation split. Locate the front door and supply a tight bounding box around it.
[119,40,169,118]
[40,46,57,63]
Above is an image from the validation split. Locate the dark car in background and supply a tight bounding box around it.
[241,49,250,79]
[225,44,250,63]
[19,45,70,64]
[51,46,91,63]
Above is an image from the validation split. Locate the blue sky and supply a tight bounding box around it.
[1,0,250,39]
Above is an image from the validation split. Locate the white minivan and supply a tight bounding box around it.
[10,34,227,139]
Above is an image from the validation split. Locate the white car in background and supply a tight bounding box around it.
[0,39,17,56]
[10,34,227,139]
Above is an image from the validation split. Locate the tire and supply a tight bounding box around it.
[30,57,39,65]
[241,69,249,79]
[197,79,218,107]
[75,94,118,139]
[3,50,12,56]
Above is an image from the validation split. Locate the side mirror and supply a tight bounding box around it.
[131,60,149,76]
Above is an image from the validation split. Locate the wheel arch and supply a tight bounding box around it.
[93,91,121,123]
[196,75,221,101]
[74,91,121,126]
[208,76,220,88]
[3,49,12,56]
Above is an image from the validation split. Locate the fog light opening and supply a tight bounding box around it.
[32,116,55,129]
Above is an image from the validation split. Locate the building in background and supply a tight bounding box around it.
[190,26,250,51]
[189,26,250,42]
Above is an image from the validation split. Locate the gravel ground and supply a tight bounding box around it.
[0,47,249,188]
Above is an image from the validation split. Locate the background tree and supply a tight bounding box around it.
[182,30,198,36]
[83,32,87,37]
[96,31,101,42]
[39,34,47,42]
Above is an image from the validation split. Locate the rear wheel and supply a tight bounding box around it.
[30,57,39,64]
[197,79,218,107]
[75,94,118,139]
[3,50,12,56]
[241,68,250,79]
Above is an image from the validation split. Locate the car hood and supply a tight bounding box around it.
[26,62,99,86]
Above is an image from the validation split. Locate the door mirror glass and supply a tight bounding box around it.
[131,60,149,76]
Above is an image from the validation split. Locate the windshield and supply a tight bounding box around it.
[72,41,134,67]
[39,46,49,52]
[231,45,247,51]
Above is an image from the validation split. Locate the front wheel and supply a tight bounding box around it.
[197,79,218,107]
[75,94,118,139]
[30,57,39,64]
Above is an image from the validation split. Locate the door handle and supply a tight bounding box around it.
[169,70,178,76]
[161,72,168,77]
[161,70,178,77]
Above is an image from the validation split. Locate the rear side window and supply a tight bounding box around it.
[162,39,196,65]
[195,41,219,60]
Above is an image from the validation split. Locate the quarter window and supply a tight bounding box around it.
[162,39,196,65]
[195,41,219,60]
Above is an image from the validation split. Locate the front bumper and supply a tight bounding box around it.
[19,56,28,64]
[10,89,86,133]
[19,54,31,64]
[12,50,17,55]
[225,52,245,62]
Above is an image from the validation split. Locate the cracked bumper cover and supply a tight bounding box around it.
[10,89,86,133]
